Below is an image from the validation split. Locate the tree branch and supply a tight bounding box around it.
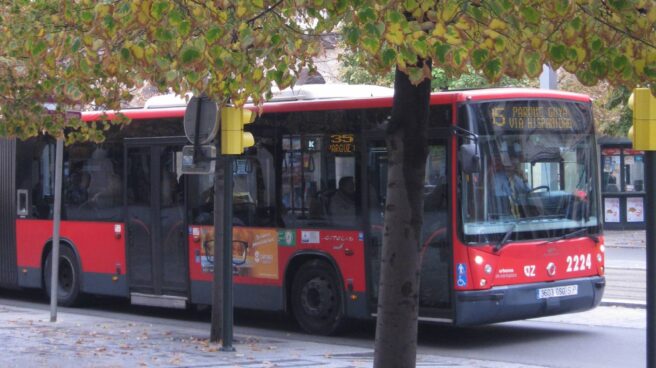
[577,4,656,50]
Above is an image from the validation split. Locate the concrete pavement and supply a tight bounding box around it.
[0,302,540,368]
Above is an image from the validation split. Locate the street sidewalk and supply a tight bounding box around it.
[601,230,646,309]
[603,230,646,249]
[0,302,540,368]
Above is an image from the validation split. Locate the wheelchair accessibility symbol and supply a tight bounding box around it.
[456,263,468,287]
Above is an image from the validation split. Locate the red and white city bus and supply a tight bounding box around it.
[0,85,605,335]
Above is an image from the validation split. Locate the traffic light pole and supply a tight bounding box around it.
[646,151,656,368]
[221,155,235,352]
[210,143,225,343]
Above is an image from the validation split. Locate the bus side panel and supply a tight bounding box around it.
[187,227,367,315]
[0,138,18,288]
[16,219,127,296]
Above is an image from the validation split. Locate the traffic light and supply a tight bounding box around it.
[627,88,656,151]
[220,107,255,155]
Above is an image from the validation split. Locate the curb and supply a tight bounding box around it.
[600,299,646,309]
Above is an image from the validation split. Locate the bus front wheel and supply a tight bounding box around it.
[291,259,345,335]
[44,246,81,307]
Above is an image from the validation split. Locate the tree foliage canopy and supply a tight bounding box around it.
[0,0,654,141]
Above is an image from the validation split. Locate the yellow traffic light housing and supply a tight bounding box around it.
[220,107,255,155]
[627,88,656,151]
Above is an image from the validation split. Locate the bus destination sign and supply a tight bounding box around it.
[490,105,576,130]
[328,134,355,154]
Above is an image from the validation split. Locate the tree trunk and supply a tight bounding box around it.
[374,62,431,368]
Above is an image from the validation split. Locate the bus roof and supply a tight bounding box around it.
[81,85,591,122]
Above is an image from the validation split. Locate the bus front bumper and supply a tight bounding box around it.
[454,276,605,326]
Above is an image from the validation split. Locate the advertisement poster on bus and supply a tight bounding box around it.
[199,227,279,280]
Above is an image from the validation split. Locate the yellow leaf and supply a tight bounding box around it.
[131,45,144,60]
[432,23,446,37]
[237,5,247,17]
[633,59,645,74]
[385,23,404,45]
[489,19,506,30]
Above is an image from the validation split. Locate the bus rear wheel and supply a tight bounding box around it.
[44,246,81,307]
[291,259,345,335]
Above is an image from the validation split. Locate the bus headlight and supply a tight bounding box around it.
[484,264,493,274]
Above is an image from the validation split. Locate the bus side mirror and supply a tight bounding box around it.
[459,143,480,174]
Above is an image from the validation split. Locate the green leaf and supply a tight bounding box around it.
[407,66,424,85]
[358,6,376,22]
[155,28,174,42]
[80,10,94,23]
[178,20,191,37]
[346,27,360,45]
[576,68,597,86]
[381,48,396,67]
[433,43,450,64]
[412,38,428,58]
[387,10,403,23]
[483,58,502,80]
[31,40,46,56]
[181,47,202,64]
[549,44,567,63]
[590,58,608,78]
[170,8,184,25]
[471,49,489,69]
[554,0,570,15]
[151,1,169,20]
[166,70,177,82]
[612,55,629,72]
[206,26,222,44]
[520,6,540,24]
[590,36,603,53]
[524,51,542,77]
[645,64,656,79]
[120,47,131,61]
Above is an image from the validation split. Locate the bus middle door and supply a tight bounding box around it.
[125,143,188,308]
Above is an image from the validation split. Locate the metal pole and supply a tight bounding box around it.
[221,155,235,351]
[210,141,225,342]
[646,151,656,368]
[49,137,64,322]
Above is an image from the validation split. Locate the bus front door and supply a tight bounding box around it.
[366,139,452,320]
[125,144,188,308]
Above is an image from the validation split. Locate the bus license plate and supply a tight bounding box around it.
[537,285,578,299]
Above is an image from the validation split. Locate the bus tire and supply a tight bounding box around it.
[44,246,82,307]
[291,259,345,335]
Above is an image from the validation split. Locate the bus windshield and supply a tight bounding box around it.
[459,99,599,244]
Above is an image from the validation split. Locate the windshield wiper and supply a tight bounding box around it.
[494,223,517,252]
[540,228,598,245]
